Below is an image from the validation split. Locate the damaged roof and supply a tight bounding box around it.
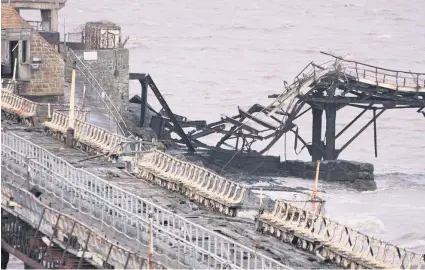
[1,4,31,29]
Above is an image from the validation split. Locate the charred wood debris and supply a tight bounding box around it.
[128,52,425,172]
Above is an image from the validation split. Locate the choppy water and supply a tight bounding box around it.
[13,0,424,266]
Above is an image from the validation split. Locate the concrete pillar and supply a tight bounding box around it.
[311,107,323,161]
[324,104,337,160]
[50,9,59,32]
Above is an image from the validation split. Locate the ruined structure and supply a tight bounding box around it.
[1,1,65,102]
[2,4,425,268]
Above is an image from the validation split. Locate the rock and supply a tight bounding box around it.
[351,179,377,191]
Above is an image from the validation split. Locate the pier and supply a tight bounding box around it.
[2,1,425,269]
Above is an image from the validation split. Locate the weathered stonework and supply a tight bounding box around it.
[281,159,377,191]
[28,31,64,99]
[64,48,129,116]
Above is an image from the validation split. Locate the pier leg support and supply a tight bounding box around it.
[311,107,323,161]
[66,128,74,148]
[324,104,336,160]
[1,248,9,269]
[140,78,148,127]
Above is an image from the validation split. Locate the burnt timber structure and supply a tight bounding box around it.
[134,52,424,162]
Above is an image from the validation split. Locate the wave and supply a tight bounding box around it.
[340,217,386,234]
[375,172,425,180]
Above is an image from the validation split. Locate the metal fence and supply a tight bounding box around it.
[1,131,290,269]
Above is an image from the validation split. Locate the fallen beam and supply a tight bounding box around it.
[238,107,277,130]
[221,115,260,134]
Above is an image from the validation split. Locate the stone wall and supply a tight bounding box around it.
[64,48,130,115]
[281,159,376,191]
[204,150,281,176]
[28,31,64,100]
[202,150,377,191]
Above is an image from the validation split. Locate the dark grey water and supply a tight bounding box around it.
[14,1,424,267]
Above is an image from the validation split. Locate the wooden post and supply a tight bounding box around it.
[12,58,17,81]
[67,61,77,148]
[82,84,86,111]
[312,160,320,200]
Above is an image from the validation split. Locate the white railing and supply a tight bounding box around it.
[44,110,144,155]
[258,200,425,269]
[1,131,291,270]
[135,150,246,206]
[1,183,166,269]
[1,91,37,119]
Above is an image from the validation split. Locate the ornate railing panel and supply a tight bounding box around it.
[44,111,144,156]
[1,91,37,125]
[256,200,425,269]
[133,150,247,216]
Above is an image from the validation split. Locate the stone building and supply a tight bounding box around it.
[1,2,65,102]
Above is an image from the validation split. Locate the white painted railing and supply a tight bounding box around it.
[1,131,291,269]
[1,91,37,119]
[258,200,425,269]
[1,183,166,269]
[135,150,246,206]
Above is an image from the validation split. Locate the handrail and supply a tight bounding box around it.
[135,149,247,206]
[68,48,130,136]
[259,200,425,269]
[1,182,166,269]
[321,51,425,75]
[1,131,291,269]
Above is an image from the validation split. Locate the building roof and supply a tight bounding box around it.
[1,4,31,29]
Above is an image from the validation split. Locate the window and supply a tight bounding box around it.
[21,40,29,64]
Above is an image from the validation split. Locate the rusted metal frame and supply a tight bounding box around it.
[123,252,132,269]
[145,74,196,153]
[1,239,45,269]
[259,100,306,154]
[189,124,226,139]
[77,231,92,269]
[290,128,312,155]
[33,208,46,241]
[294,106,311,120]
[237,107,277,130]
[60,221,77,265]
[43,214,62,261]
[104,243,114,267]
[337,109,386,158]
[216,117,246,148]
